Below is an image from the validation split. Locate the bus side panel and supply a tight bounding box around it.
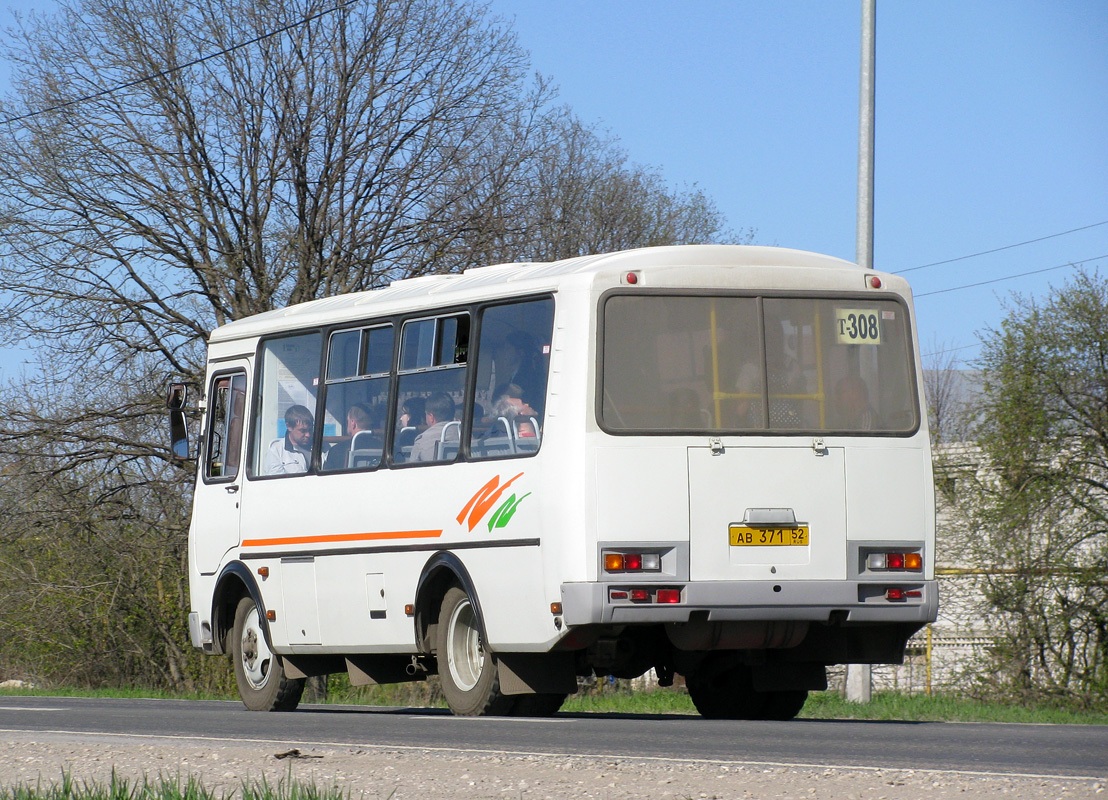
[593,445,690,551]
[236,460,561,653]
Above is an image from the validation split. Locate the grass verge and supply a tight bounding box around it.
[0,772,356,800]
[3,684,1106,724]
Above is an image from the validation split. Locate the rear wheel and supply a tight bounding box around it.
[759,689,809,721]
[231,596,304,711]
[686,663,766,720]
[437,587,514,716]
[511,693,567,717]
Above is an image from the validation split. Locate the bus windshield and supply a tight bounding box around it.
[601,294,919,434]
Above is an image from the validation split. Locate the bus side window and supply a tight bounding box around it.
[469,298,553,459]
[320,325,393,473]
[205,372,247,480]
[251,332,322,477]
[393,314,468,465]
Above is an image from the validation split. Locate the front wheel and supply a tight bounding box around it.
[231,596,304,711]
[436,586,514,716]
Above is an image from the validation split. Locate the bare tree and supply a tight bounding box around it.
[0,0,737,690]
[0,0,558,376]
[922,338,978,448]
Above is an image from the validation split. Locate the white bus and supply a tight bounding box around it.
[170,245,937,719]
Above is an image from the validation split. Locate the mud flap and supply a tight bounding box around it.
[496,652,578,696]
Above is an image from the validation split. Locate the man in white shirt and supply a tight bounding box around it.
[264,405,314,474]
[409,393,458,463]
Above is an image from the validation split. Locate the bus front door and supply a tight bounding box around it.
[191,365,250,575]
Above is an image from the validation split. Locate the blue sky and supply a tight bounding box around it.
[2,0,1106,369]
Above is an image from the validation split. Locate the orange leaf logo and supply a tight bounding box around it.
[456,472,524,532]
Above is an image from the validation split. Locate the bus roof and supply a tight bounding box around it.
[209,245,865,344]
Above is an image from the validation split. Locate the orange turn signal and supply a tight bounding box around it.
[904,553,923,571]
[604,553,625,571]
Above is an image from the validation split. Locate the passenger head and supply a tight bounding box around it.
[495,331,536,375]
[346,402,372,434]
[425,392,455,425]
[492,382,531,418]
[284,405,314,448]
[399,396,425,429]
[835,375,871,422]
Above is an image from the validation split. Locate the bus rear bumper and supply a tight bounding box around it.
[560,579,939,626]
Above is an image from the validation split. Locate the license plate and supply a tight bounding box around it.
[729,525,809,546]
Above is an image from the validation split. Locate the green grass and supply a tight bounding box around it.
[0,772,356,800]
[4,683,1106,724]
[798,690,1108,725]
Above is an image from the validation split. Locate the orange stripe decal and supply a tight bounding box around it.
[241,529,443,548]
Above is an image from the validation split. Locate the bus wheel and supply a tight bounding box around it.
[231,596,305,712]
[759,689,808,721]
[686,663,766,720]
[511,693,567,717]
[437,587,514,716]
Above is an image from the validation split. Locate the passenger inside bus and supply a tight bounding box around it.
[264,405,314,475]
[394,396,426,458]
[323,402,381,470]
[488,382,538,439]
[409,392,458,462]
[833,375,879,430]
[494,331,544,414]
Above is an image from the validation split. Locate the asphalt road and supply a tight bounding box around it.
[1,696,1105,781]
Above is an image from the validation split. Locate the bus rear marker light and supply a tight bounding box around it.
[629,589,650,602]
[656,589,680,604]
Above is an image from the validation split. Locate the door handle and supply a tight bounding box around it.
[225,485,240,494]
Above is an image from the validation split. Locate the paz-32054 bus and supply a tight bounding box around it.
[169,245,937,719]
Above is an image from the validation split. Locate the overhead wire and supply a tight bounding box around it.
[894,220,1108,274]
[0,0,360,126]
[914,254,1108,298]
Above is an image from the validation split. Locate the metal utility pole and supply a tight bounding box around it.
[846,0,876,704]
[855,0,876,272]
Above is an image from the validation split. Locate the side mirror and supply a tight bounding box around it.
[167,382,191,460]
[166,383,188,410]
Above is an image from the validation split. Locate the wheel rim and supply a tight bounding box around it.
[239,604,273,690]
[445,597,483,691]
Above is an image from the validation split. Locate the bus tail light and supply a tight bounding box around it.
[629,589,650,602]
[656,589,681,604]
[603,550,662,573]
[866,551,923,572]
[885,588,923,602]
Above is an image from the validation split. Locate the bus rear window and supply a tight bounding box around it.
[601,294,918,434]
